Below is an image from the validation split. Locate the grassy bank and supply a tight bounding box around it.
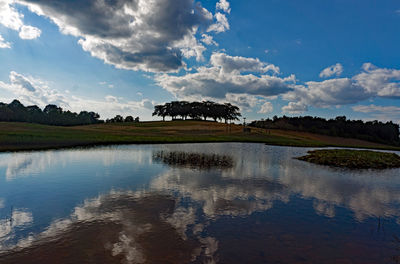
[0,121,398,152]
[297,149,400,169]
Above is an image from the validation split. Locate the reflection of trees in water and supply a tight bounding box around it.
[0,191,218,264]
[392,234,400,263]
[153,150,234,170]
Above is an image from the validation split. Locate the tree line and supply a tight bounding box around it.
[152,101,241,122]
[0,99,103,126]
[106,115,139,123]
[250,116,400,146]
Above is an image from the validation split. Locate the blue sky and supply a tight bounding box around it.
[0,0,399,122]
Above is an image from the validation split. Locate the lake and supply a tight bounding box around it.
[0,143,399,263]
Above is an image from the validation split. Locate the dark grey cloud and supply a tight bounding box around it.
[19,0,215,72]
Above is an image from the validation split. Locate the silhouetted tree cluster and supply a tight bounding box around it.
[0,100,102,126]
[152,101,241,122]
[106,115,140,123]
[250,115,400,146]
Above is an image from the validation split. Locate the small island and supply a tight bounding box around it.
[297,149,400,169]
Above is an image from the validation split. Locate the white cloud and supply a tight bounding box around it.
[210,52,280,74]
[0,0,23,31]
[156,52,294,100]
[284,78,369,108]
[18,25,41,39]
[99,81,114,89]
[353,104,400,114]
[258,102,273,114]
[172,30,207,62]
[0,34,11,48]
[283,63,400,113]
[105,95,118,103]
[0,71,68,107]
[63,95,156,118]
[319,63,343,78]
[225,93,260,110]
[207,12,229,33]
[17,0,226,72]
[216,0,231,14]
[201,34,218,46]
[352,104,400,123]
[0,71,156,118]
[0,0,41,40]
[353,63,400,97]
[282,102,308,114]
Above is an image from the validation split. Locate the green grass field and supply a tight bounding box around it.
[0,121,398,152]
[297,149,400,169]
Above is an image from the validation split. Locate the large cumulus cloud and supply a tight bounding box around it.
[156,52,295,101]
[282,63,400,114]
[17,0,220,72]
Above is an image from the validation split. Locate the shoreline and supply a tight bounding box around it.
[1,140,399,154]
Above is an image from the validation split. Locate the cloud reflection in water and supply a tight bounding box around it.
[0,143,400,263]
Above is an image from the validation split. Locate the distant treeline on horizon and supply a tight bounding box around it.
[152,101,241,122]
[250,116,400,146]
[0,100,103,126]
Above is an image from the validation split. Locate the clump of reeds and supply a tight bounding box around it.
[153,151,234,169]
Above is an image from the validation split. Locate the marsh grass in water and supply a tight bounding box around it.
[153,150,234,169]
[297,149,400,169]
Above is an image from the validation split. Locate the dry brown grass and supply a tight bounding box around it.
[268,129,390,149]
[0,121,398,152]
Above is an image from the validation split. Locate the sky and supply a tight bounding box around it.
[0,0,399,122]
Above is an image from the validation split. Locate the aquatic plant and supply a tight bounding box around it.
[153,151,234,169]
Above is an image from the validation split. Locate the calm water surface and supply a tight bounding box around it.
[0,143,399,263]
